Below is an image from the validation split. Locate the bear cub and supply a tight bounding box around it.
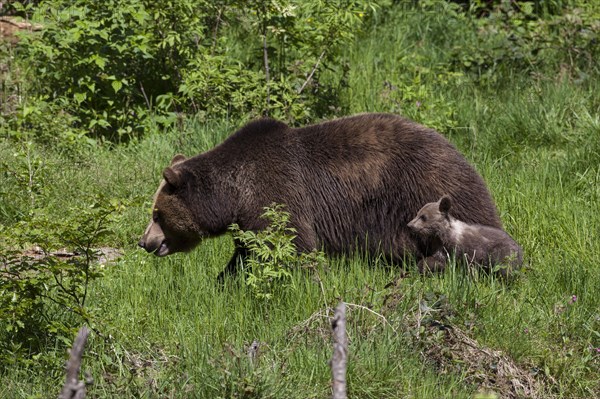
[408,195,523,276]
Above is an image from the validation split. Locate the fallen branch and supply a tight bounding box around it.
[59,326,91,399]
[0,16,43,30]
[330,302,347,399]
[345,303,398,335]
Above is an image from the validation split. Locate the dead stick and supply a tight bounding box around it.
[298,50,326,95]
[262,30,270,115]
[59,326,90,399]
[331,302,348,399]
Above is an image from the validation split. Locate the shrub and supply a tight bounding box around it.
[379,66,463,134]
[183,0,381,123]
[229,204,326,300]
[442,1,600,80]
[0,197,122,367]
[16,0,210,141]
[11,0,381,144]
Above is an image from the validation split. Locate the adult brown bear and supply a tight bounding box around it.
[139,113,501,275]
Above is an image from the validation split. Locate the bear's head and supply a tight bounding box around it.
[138,154,205,256]
[407,195,452,239]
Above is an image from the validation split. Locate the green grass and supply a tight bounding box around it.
[1,4,600,399]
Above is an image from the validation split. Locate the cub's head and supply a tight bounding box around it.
[407,195,452,238]
[138,154,203,256]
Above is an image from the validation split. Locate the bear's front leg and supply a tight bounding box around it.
[217,245,248,283]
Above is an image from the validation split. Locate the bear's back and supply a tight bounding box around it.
[455,223,523,266]
[220,118,291,153]
[295,113,500,223]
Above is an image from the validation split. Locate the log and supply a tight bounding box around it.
[59,327,90,399]
[331,302,348,399]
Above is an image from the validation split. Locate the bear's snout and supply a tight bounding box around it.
[407,220,416,230]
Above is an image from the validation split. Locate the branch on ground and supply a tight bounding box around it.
[59,326,91,399]
[330,302,348,399]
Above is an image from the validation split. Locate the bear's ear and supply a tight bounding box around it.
[163,166,182,189]
[170,154,186,166]
[439,195,452,214]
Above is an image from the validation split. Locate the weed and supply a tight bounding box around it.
[229,204,327,300]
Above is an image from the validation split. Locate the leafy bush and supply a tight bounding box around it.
[16,0,210,141]
[11,0,380,144]
[442,1,600,80]
[182,0,381,123]
[0,197,122,367]
[229,204,326,300]
[379,66,463,133]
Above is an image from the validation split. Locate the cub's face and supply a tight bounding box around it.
[407,196,452,238]
[138,155,203,256]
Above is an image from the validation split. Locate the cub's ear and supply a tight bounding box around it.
[439,195,452,214]
[163,167,182,189]
[170,154,186,166]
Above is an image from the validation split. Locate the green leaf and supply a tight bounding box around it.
[74,92,87,104]
[93,55,107,70]
[112,80,123,93]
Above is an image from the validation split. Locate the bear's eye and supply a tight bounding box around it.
[152,211,159,223]
[420,215,427,222]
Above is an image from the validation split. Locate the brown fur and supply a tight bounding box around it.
[407,195,523,276]
[138,113,502,275]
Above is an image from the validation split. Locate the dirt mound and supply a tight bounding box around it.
[420,321,554,399]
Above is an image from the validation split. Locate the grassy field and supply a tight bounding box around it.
[1,3,599,398]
